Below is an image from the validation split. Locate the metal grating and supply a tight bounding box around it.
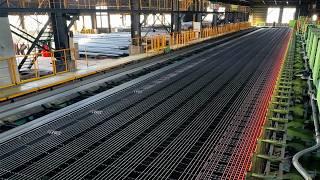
[0,28,291,180]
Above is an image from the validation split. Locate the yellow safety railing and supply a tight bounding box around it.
[144,22,251,54]
[0,57,18,89]
[53,48,76,74]
[201,22,251,39]
[145,35,167,53]
[80,28,96,34]
[16,52,54,83]
[0,48,77,89]
[170,30,198,46]
[144,30,198,54]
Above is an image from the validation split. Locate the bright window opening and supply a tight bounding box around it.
[78,16,92,29]
[282,8,296,23]
[96,6,109,28]
[266,7,280,23]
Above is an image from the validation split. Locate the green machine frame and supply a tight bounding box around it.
[303,24,320,110]
[309,29,320,70]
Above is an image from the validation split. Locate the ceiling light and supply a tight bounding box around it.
[312,14,318,21]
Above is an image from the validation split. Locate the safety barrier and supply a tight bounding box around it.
[145,35,168,53]
[16,52,54,83]
[0,57,18,89]
[80,28,96,34]
[0,49,76,87]
[145,22,251,53]
[144,30,199,53]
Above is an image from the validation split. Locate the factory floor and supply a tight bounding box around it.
[0,52,159,102]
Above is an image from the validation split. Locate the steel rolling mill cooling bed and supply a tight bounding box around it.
[0,28,291,180]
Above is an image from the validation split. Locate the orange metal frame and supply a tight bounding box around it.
[0,48,77,89]
[145,22,251,54]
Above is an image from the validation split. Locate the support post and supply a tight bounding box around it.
[177,0,181,32]
[91,13,97,32]
[278,6,283,26]
[108,12,112,33]
[225,12,229,23]
[50,0,74,72]
[129,0,141,55]
[171,0,180,33]
[194,0,201,22]
[0,12,20,86]
[212,14,217,27]
[130,0,141,45]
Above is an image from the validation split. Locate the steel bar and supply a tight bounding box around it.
[0,28,290,180]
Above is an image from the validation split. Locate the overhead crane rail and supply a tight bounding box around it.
[0,28,290,179]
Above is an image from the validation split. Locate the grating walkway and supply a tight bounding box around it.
[0,28,291,180]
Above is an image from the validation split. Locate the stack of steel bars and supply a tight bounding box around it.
[0,28,291,180]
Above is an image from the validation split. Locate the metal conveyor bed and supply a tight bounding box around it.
[0,28,291,180]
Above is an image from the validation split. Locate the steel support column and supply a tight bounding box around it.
[91,13,97,30]
[0,12,20,84]
[107,12,112,33]
[50,0,73,72]
[225,12,230,23]
[212,14,218,27]
[278,6,283,25]
[130,1,141,46]
[193,0,202,23]
[241,12,245,22]
[171,0,180,33]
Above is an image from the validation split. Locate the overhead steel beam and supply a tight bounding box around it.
[10,24,37,41]
[10,30,43,49]
[0,8,237,14]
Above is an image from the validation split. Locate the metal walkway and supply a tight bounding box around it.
[0,28,291,180]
